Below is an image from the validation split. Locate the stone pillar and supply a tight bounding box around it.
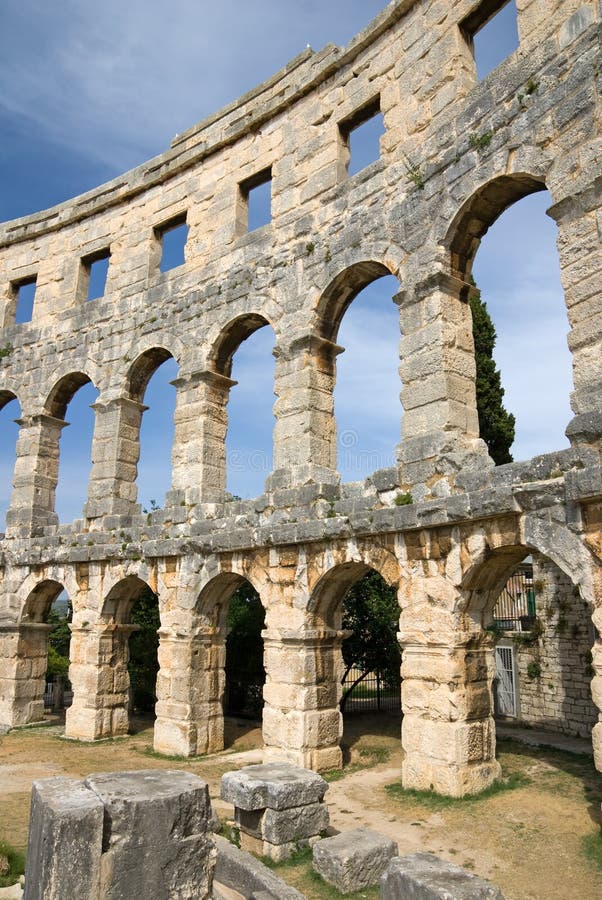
[65,623,137,741]
[153,627,226,757]
[590,612,602,772]
[170,371,236,502]
[271,336,342,488]
[0,623,52,727]
[5,414,66,536]
[262,628,344,772]
[397,273,488,494]
[84,397,146,520]
[548,189,602,452]
[399,632,501,797]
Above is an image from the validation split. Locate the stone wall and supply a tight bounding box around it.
[0,0,601,797]
[514,554,598,736]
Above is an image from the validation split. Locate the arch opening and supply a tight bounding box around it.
[0,392,21,532]
[15,580,71,725]
[127,349,178,511]
[333,273,401,482]
[100,576,160,733]
[195,574,266,752]
[310,563,401,769]
[463,546,598,748]
[448,178,571,461]
[216,317,275,499]
[52,378,99,522]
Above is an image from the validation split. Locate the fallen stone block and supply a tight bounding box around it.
[23,776,104,900]
[221,763,327,811]
[222,764,328,860]
[312,827,398,893]
[380,853,505,899]
[85,769,214,899]
[213,834,305,899]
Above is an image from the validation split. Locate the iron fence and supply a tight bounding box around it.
[341,666,401,714]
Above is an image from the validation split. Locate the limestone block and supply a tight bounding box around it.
[85,770,214,899]
[213,835,304,900]
[221,763,328,811]
[312,828,398,894]
[23,776,104,900]
[381,852,505,899]
[235,800,329,843]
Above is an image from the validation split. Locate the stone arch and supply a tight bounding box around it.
[308,543,401,629]
[0,388,20,412]
[3,577,71,727]
[443,173,547,282]
[45,371,93,419]
[209,313,273,379]
[125,347,175,403]
[65,573,161,742]
[313,260,394,344]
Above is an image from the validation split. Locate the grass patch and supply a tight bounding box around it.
[138,746,207,763]
[582,831,602,872]
[323,744,391,782]
[385,771,531,809]
[0,839,25,888]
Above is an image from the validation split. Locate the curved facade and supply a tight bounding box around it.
[0,0,601,795]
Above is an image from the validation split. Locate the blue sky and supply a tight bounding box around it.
[0,0,573,523]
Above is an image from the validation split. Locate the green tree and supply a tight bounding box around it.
[128,588,160,713]
[340,571,401,711]
[46,602,72,685]
[470,282,516,465]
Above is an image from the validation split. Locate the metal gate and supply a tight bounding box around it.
[495,645,517,717]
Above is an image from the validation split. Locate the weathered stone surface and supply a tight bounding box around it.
[221,764,328,811]
[84,770,214,900]
[380,853,505,899]
[236,801,329,843]
[213,835,304,900]
[312,828,398,893]
[23,776,103,900]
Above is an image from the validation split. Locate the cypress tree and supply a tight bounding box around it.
[469,282,516,465]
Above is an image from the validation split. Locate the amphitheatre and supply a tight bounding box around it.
[0,0,601,826]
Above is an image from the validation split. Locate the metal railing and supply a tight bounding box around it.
[341,666,401,714]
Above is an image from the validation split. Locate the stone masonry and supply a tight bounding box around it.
[0,0,601,796]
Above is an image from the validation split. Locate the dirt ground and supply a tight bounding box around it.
[1,712,601,899]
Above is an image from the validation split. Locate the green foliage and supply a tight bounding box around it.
[469,131,493,152]
[0,345,12,360]
[128,588,160,712]
[582,831,602,872]
[341,571,400,710]
[0,840,25,888]
[225,583,266,716]
[470,283,515,464]
[46,644,70,681]
[394,491,413,506]
[45,603,72,687]
[526,660,541,679]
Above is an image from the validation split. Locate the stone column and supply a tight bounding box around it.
[5,414,66,536]
[548,189,602,452]
[399,629,501,797]
[0,623,52,726]
[262,627,344,772]
[65,622,137,741]
[84,397,146,520]
[397,272,489,494]
[170,371,236,503]
[153,627,226,757]
[590,607,602,772]
[271,336,342,489]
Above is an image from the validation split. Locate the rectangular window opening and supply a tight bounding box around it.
[13,277,37,324]
[461,0,519,81]
[156,215,189,273]
[340,99,384,177]
[83,249,111,301]
[241,168,272,233]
